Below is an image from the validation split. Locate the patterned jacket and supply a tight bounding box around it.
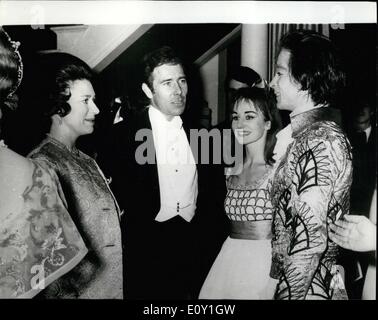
[28,136,123,299]
[270,107,353,300]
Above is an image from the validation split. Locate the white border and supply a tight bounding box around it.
[0,1,376,25]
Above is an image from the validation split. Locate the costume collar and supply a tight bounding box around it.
[290,106,342,137]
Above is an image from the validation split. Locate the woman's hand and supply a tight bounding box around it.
[329,215,376,252]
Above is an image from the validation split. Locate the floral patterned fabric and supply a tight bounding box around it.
[270,107,353,300]
[28,136,123,299]
[0,147,88,299]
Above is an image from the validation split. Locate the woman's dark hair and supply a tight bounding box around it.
[44,53,93,117]
[39,52,93,118]
[142,46,184,90]
[0,27,22,110]
[279,30,345,107]
[232,87,282,166]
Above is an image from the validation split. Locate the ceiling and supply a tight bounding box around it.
[4,23,240,97]
[99,23,240,96]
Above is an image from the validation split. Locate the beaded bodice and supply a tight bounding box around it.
[224,166,274,222]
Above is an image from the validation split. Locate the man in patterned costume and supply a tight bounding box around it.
[268,30,353,300]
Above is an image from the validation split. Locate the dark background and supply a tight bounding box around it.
[2,23,376,156]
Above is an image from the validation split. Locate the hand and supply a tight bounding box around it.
[329,215,376,252]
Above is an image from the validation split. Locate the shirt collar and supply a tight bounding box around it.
[273,124,294,162]
[276,123,292,140]
[365,126,372,140]
[149,105,183,130]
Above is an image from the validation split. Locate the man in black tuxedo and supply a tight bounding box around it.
[348,102,376,216]
[102,46,203,300]
[342,102,376,299]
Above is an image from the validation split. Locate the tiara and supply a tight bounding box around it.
[1,28,23,99]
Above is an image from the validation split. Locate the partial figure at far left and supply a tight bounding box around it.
[0,27,88,299]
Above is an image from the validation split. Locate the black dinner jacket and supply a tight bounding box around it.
[347,124,377,215]
[98,106,229,295]
[102,106,205,227]
[99,105,228,237]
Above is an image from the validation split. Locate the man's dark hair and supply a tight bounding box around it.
[226,66,261,88]
[279,30,345,107]
[142,46,184,90]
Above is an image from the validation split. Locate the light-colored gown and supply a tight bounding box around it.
[0,146,87,298]
[199,165,275,299]
[28,136,123,299]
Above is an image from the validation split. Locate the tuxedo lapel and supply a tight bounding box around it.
[367,125,376,147]
[140,108,159,184]
[131,108,161,218]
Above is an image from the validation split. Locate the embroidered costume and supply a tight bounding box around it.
[270,107,353,300]
[28,136,122,299]
[0,147,87,298]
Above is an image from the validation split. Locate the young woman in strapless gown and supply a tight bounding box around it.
[199,86,282,299]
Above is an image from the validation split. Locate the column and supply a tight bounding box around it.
[241,24,269,80]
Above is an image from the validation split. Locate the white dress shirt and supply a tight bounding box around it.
[149,106,198,222]
[365,126,371,142]
[273,106,325,163]
[273,124,293,163]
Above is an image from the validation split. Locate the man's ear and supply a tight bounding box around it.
[142,83,153,100]
[265,120,271,131]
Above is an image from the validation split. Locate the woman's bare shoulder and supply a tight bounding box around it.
[0,147,33,176]
[0,148,34,215]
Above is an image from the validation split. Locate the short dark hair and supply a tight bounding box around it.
[142,46,184,90]
[279,30,345,107]
[226,66,261,88]
[40,53,93,118]
[233,87,282,165]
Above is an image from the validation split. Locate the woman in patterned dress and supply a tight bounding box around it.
[27,53,123,299]
[0,28,87,299]
[199,87,282,299]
